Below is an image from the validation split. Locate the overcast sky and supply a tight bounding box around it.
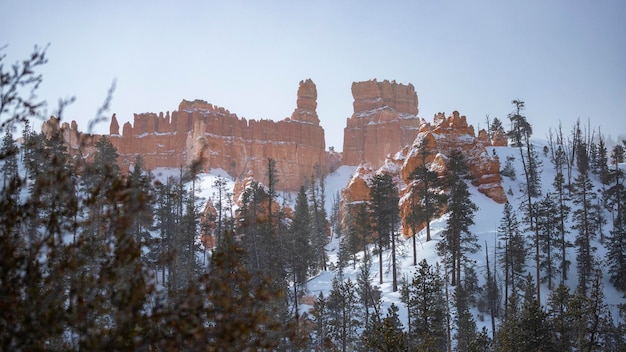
[2,0,625,150]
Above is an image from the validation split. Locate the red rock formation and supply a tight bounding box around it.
[45,79,327,192]
[478,128,508,147]
[342,163,375,204]
[343,79,425,168]
[291,79,319,124]
[110,114,120,135]
[341,110,507,238]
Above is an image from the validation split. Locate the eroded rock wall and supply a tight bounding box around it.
[342,79,425,168]
[46,79,327,192]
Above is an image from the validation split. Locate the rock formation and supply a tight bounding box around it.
[342,79,425,168]
[342,110,507,238]
[41,77,509,217]
[45,79,327,192]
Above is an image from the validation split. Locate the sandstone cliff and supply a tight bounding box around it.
[342,79,425,168]
[342,110,507,238]
[45,79,327,192]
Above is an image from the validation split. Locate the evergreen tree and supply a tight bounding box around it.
[507,100,542,302]
[238,179,287,291]
[153,176,177,285]
[606,144,626,291]
[311,292,333,351]
[289,186,313,321]
[488,117,504,140]
[357,251,382,330]
[497,202,526,316]
[190,231,296,351]
[516,274,555,351]
[0,130,18,188]
[362,304,407,352]
[547,284,574,351]
[309,169,330,272]
[477,241,499,338]
[536,193,561,289]
[500,155,517,180]
[454,285,478,352]
[407,138,447,243]
[171,179,202,292]
[495,281,522,351]
[327,276,362,352]
[127,156,156,268]
[568,269,614,351]
[552,148,572,284]
[572,162,597,294]
[404,259,447,351]
[595,134,610,184]
[340,202,372,270]
[467,327,493,352]
[438,149,479,286]
[607,214,626,291]
[369,172,400,290]
[212,175,230,245]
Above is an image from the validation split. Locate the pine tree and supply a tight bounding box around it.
[572,162,597,294]
[568,269,613,351]
[477,241,499,338]
[357,251,382,330]
[552,148,572,283]
[171,179,202,292]
[517,274,555,351]
[547,284,574,351]
[607,214,626,291]
[407,138,447,243]
[327,276,362,352]
[536,193,561,289]
[309,169,330,272]
[596,134,610,185]
[0,130,19,188]
[489,117,504,140]
[454,285,478,352]
[369,172,400,290]
[289,186,313,321]
[606,144,626,291]
[506,100,542,302]
[311,292,333,351]
[362,303,407,352]
[127,156,156,268]
[438,149,479,286]
[196,231,294,351]
[497,202,526,316]
[212,175,230,245]
[153,176,177,285]
[404,259,447,351]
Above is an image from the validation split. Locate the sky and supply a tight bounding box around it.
[2,0,625,150]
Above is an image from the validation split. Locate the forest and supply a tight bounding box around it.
[1,47,625,351]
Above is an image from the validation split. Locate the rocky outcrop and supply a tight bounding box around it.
[343,79,425,168]
[342,110,507,238]
[116,79,326,191]
[477,128,508,147]
[290,79,319,124]
[45,79,327,192]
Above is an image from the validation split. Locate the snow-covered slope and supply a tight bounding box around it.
[305,141,625,333]
[189,142,624,333]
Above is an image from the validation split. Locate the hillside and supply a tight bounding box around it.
[303,141,625,332]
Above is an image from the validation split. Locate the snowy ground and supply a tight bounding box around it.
[189,143,625,334]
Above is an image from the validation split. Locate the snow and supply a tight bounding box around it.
[172,141,625,333]
[304,142,625,333]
